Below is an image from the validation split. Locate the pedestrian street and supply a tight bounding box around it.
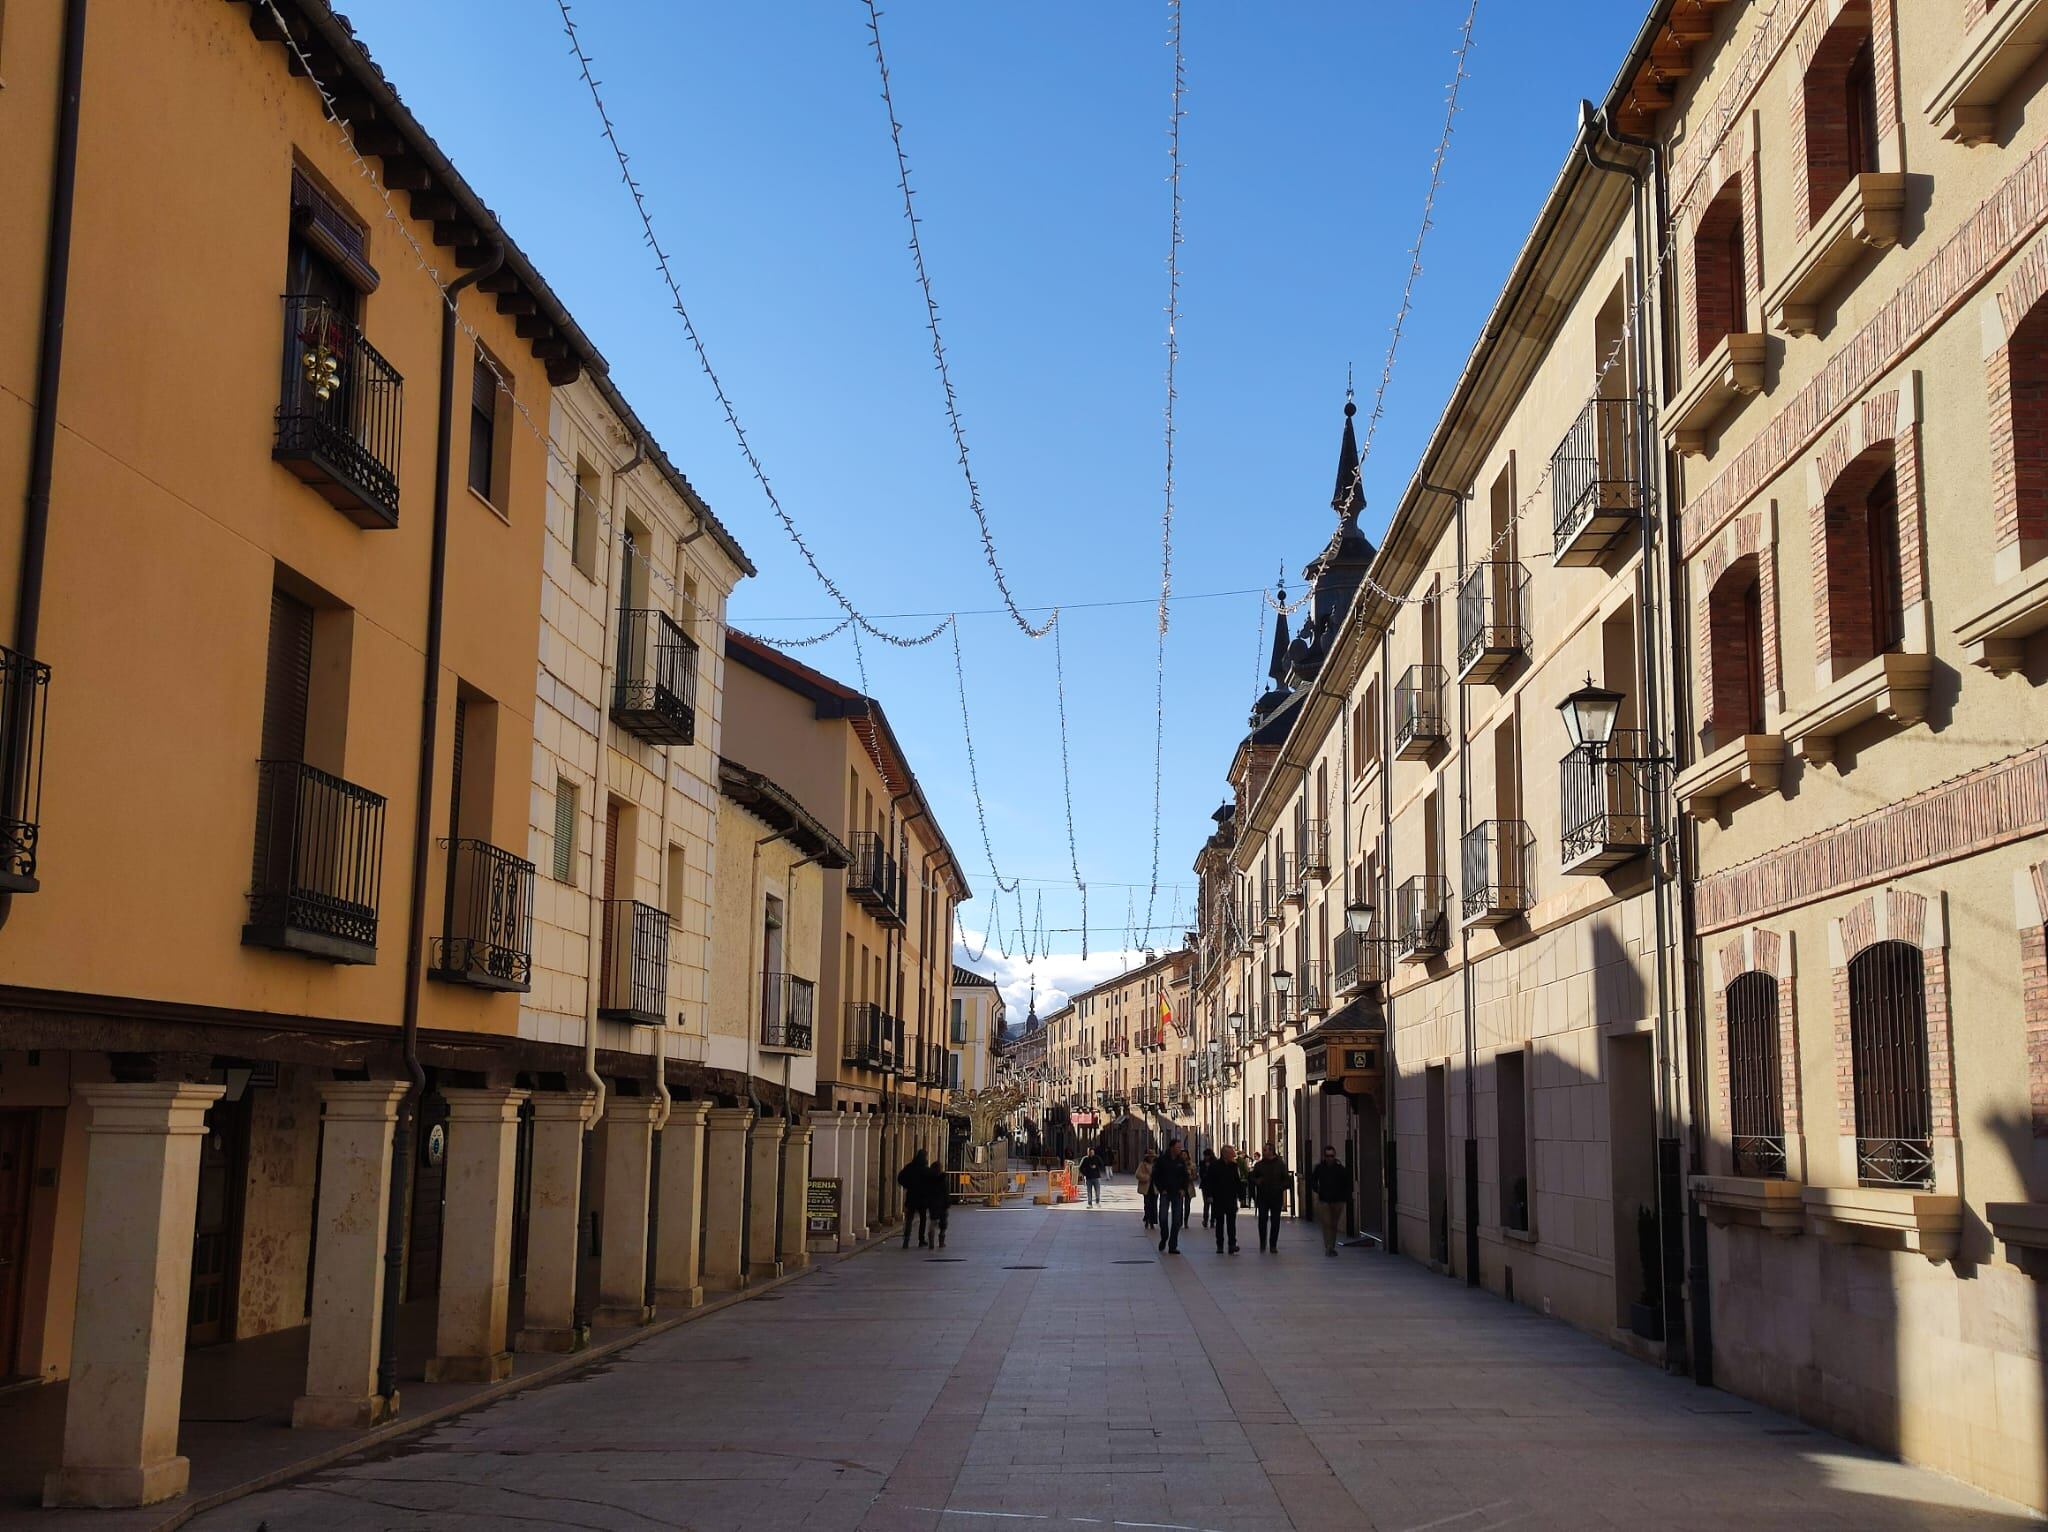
[191,1182,2036,1532]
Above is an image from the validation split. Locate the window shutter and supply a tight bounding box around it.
[261,589,314,764]
[472,352,500,415]
[448,697,467,846]
[290,168,379,292]
[552,779,577,883]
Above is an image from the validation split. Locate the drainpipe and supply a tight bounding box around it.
[573,436,645,1333]
[1588,103,1710,1385]
[3,0,87,937]
[376,240,504,1402]
[1378,626,1398,1254]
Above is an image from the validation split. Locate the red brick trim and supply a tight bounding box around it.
[1670,0,1819,222]
[1694,506,1783,744]
[2021,861,2048,1137]
[1682,134,2048,557]
[1710,926,1802,1169]
[1806,385,1925,674]
[1696,743,2048,931]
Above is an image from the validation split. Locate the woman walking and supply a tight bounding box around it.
[1137,1149,1158,1230]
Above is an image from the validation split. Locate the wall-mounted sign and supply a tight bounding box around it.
[806,1176,841,1237]
[1344,1048,1378,1072]
[423,1121,447,1168]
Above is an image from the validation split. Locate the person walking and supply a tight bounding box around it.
[1150,1139,1191,1253]
[1310,1145,1352,1257]
[1250,1144,1289,1253]
[1079,1149,1105,1207]
[1197,1148,1217,1227]
[1205,1146,1246,1254]
[924,1157,953,1250]
[898,1149,932,1249]
[1136,1149,1158,1230]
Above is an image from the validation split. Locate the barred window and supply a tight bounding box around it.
[1726,973,1785,1178]
[1848,940,1933,1188]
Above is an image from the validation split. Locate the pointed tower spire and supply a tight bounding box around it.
[1266,566,1291,686]
[1332,394,1363,521]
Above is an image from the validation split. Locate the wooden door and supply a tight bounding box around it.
[187,1098,246,1346]
[0,1112,35,1377]
[406,1089,449,1300]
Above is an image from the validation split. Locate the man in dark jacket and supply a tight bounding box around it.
[1150,1140,1192,1253]
[1078,1150,1105,1207]
[898,1150,931,1248]
[1310,1145,1352,1256]
[1249,1145,1290,1253]
[923,1159,952,1249]
[1204,1146,1246,1254]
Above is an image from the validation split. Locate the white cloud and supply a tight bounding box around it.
[951,938,1154,1028]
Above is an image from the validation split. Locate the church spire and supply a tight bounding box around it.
[1265,566,1291,686]
[1331,393,1363,521]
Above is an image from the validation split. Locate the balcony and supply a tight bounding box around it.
[244,759,387,964]
[1393,664,1447,759]
[272,294,403,529]
[1278,853,1303,907]
[1298,820,1329,881]
[429,838,535,991]
[760,971,815,1052]
[1333,929,1392,995]
[1395,875,1449,961]
[0,644,50,894]
[1551,396,1640,566]
[596,898,668,1025]
[842,1001,887,1067]
[1457,562,1530,684]
[850,831,905,926]
[611,608,697,747]
[1295,960,1328,1018]
[1462,820,1534,927]
[1559,731,1651,874]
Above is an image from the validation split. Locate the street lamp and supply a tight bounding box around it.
[1345,898,1375,938]
[1273,969,1293,1000]
[1558,674,1625,750]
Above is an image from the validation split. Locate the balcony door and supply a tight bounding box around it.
[599,799,622,1005]
[0,1111,35,1377]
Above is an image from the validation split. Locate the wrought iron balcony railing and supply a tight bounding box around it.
[1457,561,1531,683]
[1395,874,1450,961]
[1560,730,1651,874]
[1295,960,1328,1018]
[1333,929,1392,995]
[1277,853,1303,907]
[1732,1134,1788,1179]
[1462,820,1535,926]
[761,971,815,1051]
[245,759,387,964]
[1393,664,1447,759]
[843,1001,887,1067]
[1552,395,1641,566]
[1298,820,1330,880]
[849,831,905,925]
[430,838,535,991]
[273,294,403,528]
[0,644,50,894]
[611,608,697,746]
[597,898,668,1025]
[1856,1136,1934,1189]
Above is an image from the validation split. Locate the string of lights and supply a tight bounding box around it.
[860,0,1056,641]
[947,615,1021,897]
[1051,614,1092,960]
[555,1,950,649]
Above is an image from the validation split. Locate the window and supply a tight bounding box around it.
[1707,556,1767,741]
[1497,1050,1528,1232]
[1693,183,1747,358]
[1800,15,1879,225]
[1848,940,1933,1188]
[1998,301,2048,572]
[665,844,686,926]
[1726,973,1786,1177]
[1821,446,1906,670]
[951,997,966,1043]
[552,777,578,883]
[572,459,600,577]
[468,350,501,503]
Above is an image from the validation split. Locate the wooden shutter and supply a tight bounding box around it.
[551,779,576,883]
[448,697,467,846]
[261,589,313,763]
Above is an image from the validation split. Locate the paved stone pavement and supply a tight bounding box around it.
[190,1183,2038,1532]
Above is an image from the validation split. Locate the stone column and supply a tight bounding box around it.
[594,1096,661,1325]
[654,1101,709,1308]
[844,1111,870,1242]
[872,1111,892,1223]
[700,1107,752,1292]
[44,1081,223,1509]
[295,1080,409,1429]
[515,1092,593,1352]
[747,1116,787,1280]
[425,1087,527,1382]
[780,1122,813,1269]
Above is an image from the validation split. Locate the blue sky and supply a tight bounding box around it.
[337,0,1645,1016]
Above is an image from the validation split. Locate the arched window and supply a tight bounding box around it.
[1726,972,1785,1178]
[1999,300,2048,572]
[1800,14,1879,225]
[1693,183,1748,359]
[1822,445,1906,671]
[1707,555,1767,742]
[1848,939,1932,1188]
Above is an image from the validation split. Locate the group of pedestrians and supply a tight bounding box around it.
[1127,1141,1355,1256]
[896,1149,952,1249]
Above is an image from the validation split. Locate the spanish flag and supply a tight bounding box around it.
[1161,996,1179,1035]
